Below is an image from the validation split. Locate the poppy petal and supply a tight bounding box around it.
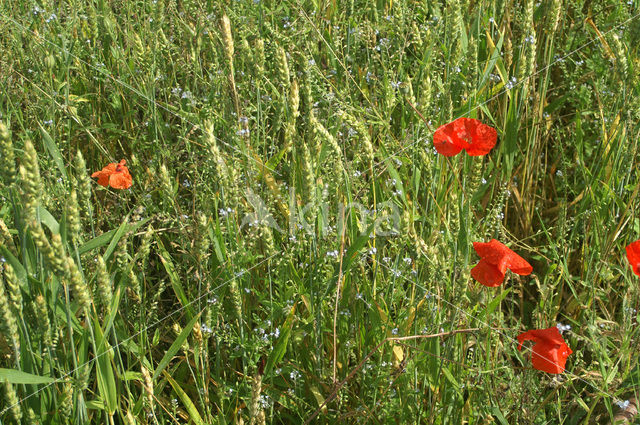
[473,240,532,277]
[453,118,475,147]
[433,125,464,156]
[91,160,133,189]
[626,240,640,277]
[506,254,533,276]
[432,118,497,157]
[470,259,505,287]
[95,173,110,187]
[531,343,563,374]
[517,327,572,374]
[473,240,510,271]
[91,169,112,187]
[517,328,565,348]
[109,172,132,189]
[101,163,118,174]
[465,122,498,156]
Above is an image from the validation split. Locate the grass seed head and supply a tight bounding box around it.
[221,14,234,62]
[20,140,43,215]
[3,382,22,423]
[3,263,22,316]
[0,121,16,186]
[95,256,113,312]
[0,274,20,362]
[66,257,92,313]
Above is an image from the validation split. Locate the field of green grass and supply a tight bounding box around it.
[1,0,640,423]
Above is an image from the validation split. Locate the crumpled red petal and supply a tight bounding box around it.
[517,327,572,374]
[470,259,505,287]
[91,160,133,189]
[432,118,497,157]
[471,240,532,286]
[109,171,133,189]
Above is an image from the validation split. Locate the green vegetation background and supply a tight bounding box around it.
[0,0,639,423]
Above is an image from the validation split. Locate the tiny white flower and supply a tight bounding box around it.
[616,399,631,410]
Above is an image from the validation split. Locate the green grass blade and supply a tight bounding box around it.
[264,303,296,377]
[39,124,68,182]
[0,368,55,384]
[163,370,206,425]
[153,312,201,380]
[92,317,118,415]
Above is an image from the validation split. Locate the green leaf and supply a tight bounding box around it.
[153,312,201,380]
[78,230,118,255]
[489,407,510,425]
[103,217,131,262]
[39,124,68,182]
[456,194,469,261]
[441,366,462,396]
[77,217,148,257]
[264,303,297,376]
[123,372,143,381]
[342,221,376,273]
[92,317,118,415]
[163,371,206,425]
[85,399,106,411]
[0,368,55,384]
[621,361,640,389]
[156,237,194,320]
[384,158,407,208]
[102,285,122,336]
[36,206,60,234]
[502,90,519,175]
[479,31,504,89]
[481,288,511,321]
[0,246,27,286]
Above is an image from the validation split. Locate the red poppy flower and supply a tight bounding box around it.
[517,327,573,374]
[91,159,133,189]
[432,117,497,157]
[626,240,640,277]
[471,239,532,287]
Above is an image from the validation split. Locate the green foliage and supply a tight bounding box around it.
[0,0,639,423]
